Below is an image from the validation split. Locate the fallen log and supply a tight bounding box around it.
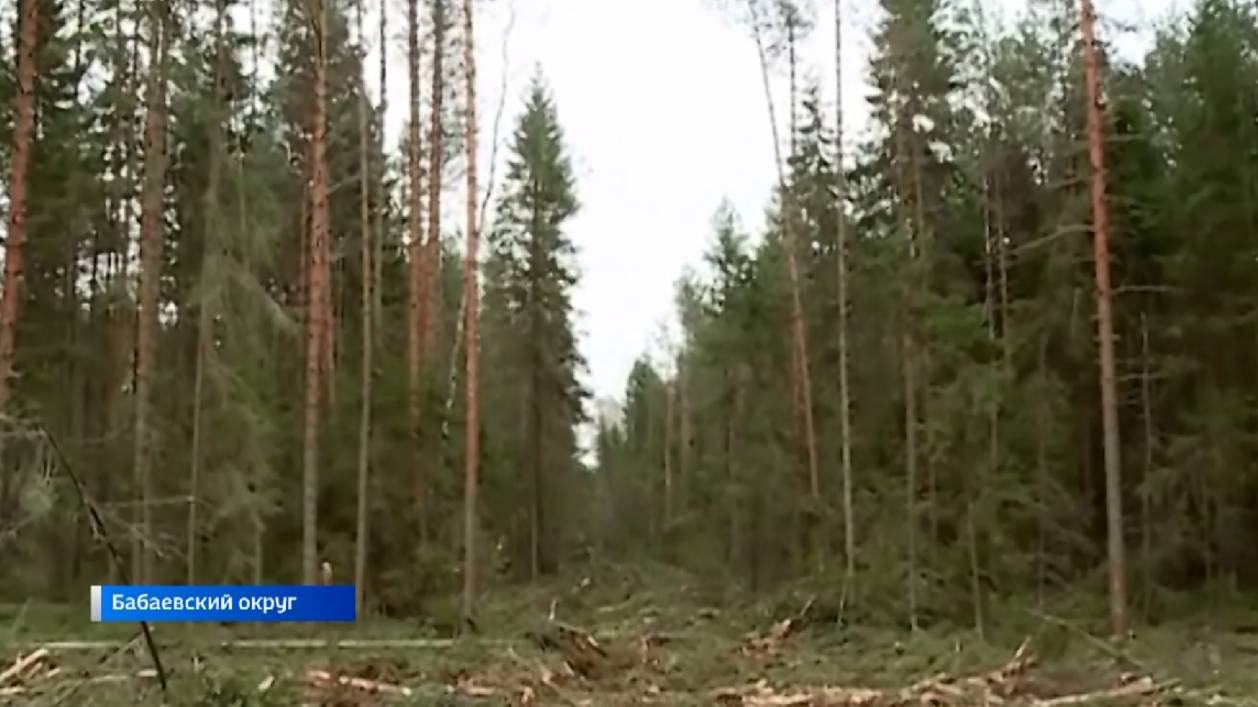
[305,668,414,697]
[225,638,460,649]
[1032,676,1157,706]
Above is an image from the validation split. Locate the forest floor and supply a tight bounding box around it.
[3,564,1258,705]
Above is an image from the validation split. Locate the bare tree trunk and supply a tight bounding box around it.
[188,0,228,585]
[832,0,855,604]
[958,498,979,625]
[459,0,480,624]
[302,0,332,585]
[725,365,740,565]
[1139,312,1153,614]
[1036,334,1049,607]
[1078,0,1126,638]
[903,325,919,632]
[374,0,386,346]
[975,145,1002,639]
[353,0,374,617]
[134,0,170,584]
[664,380,674,530]
[645,388,656,546]
[67,0,88,576]
[529,362,543,579]
[788,15,797,164]
[238,148,265,586]
[424,0,446,366]
[747,2,820,505]
[678,354,691,520]
[908,124,934,559]
[0,0,38,410]
[896,115,919,633]
[406,0,427,537]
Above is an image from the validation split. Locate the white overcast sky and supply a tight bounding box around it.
[362,0,1175,407]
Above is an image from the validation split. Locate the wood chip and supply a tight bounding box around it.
[0,648,49,686]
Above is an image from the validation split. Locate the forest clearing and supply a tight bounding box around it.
[4,563,1258,705]
[6,0,1258,702]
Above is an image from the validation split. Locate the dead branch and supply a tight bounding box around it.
[1031,676,1157,706]
[1027,608,1148,673]
[0,647,49,686]
[39,426,167,690]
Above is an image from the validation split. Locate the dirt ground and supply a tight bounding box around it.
[3,566,1258,705]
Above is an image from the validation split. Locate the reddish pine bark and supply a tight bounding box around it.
[0,0,39,410]
[1078,0,1127,638]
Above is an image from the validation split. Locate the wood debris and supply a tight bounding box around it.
[715,642,1166,706]
[742,617,802,660]
[305,668,414,697]
[533,621,615,678]
[449,672,547,706]
[0,647,56,693]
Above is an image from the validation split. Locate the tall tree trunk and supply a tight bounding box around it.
[529,353,543,580]
[833,0,855,599]
[374,0,387,345]
[0,0,38,411]
[908,118,935,556]
[188,0,228,585]
[425,0,446,365]
[65,0,87,582]
[664,380,674,531]
[1139,312,1153,614]
[726,365,741,566]
[903,319,919,632]
[1078,0,1127,638]
[133,0,170,583]
[459,0,480,624]
[976,170,998,640]
[788,15,797,163]
[302,0,332,585]
[678,353,691,520]
[239,149,265,585]
[406,0,427,538]
[353,0,374,617]
[747,2,820,507]
[1036,333,1049,607]
[896,115,920,633]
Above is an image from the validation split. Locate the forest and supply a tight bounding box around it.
[4,0,1258,702]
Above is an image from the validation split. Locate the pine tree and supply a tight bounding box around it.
[0,0,38,410]
[459,0,480,625]
[353,0,374,615]
[482,74,584,579]
[1078,0,1126,637]
[302,0,332,585]
[132,0,170,583]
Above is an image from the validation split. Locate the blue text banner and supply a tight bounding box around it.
[90,585,356,622]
